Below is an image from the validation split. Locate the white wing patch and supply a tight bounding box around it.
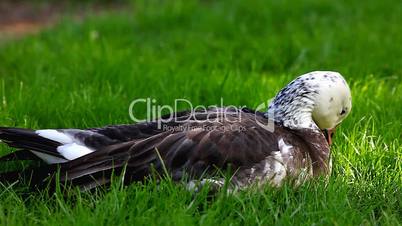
[258,152,287,187]
[57,143,94,160]
[278,138,292,155]
[271,152,287,186]
[36,129,73,144]
[35,129,94,163]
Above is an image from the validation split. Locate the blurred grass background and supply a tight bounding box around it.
[0,0,401,225]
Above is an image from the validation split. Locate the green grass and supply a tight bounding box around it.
[0,0,401,225]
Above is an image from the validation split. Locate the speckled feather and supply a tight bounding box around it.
[269,71,351,130]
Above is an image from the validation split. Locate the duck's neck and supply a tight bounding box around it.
[267,86,319,130]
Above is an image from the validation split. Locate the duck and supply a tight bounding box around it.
[0,71,352,190]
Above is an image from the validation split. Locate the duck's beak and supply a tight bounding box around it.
[323,128,335,145]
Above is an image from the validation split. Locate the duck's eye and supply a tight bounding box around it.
[340,109,346,115]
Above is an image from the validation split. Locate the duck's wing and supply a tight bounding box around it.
[53,108,282,190]
[0,109,208,164]
[0,118,185,165]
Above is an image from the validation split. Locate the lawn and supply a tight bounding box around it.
[0,0,401,225]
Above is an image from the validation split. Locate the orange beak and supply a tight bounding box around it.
[323,128,336,145]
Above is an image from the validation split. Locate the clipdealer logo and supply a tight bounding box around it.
[128,98,275,132]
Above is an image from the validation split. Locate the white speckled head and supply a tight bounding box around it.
[268,71,352,131]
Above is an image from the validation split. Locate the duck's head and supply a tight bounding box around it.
[268,71,352,145]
